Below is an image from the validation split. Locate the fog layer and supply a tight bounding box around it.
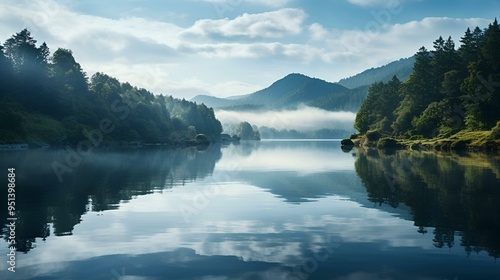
[215,106,356,131]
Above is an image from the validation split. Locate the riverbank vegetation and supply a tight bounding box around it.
[0,29,222,146]
[351,19,500,151]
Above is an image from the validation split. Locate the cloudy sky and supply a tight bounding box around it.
[0,0,497,99]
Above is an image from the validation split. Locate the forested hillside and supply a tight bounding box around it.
[0,29,222,145]
[355,19,500,142]
[337,57,415,89]
[192,58,417,113]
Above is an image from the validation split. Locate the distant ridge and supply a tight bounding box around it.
[192,73,348,110]
[337,56,415,89]
[191,57,416,112]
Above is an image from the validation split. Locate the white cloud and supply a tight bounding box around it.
[310,17,491,70]
[215,144,356,173]
[0,0,493,100]
[346,0,406,8]
[309,23,329,41]
[182,8,306,39]
[176,41,324,64]
[201,0,293,8]
[15,180,437,276]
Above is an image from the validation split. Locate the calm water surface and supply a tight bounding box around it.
[1,140,499,279]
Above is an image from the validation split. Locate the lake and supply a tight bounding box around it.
[1,140,499,280]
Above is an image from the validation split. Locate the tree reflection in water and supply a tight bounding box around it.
[0,145,222,253]
[355,149,500,259]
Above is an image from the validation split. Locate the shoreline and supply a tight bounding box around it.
[342,130,500,153]
[0,139,213,152]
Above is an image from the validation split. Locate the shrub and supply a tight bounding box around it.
[195,134,209,144]
[451,140,468,150]
[366,130,382,142]
[489,121,500,140]
[341,138,354,146]
[377,137,401,149]
[410,142,421,150]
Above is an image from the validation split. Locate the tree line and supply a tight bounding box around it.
[355,19,500,138]
[0,29,222,145]
[222,122,261,140]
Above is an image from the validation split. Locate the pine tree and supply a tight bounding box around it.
[3,29,47,74]
[392,47,433,135]
[462,19,500,129]
[459,27,481,65]
[481,18,500,71]
[432,36,460,98]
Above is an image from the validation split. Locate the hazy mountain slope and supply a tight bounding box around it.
[243,73,348,108]
[337,57,415,89]
[190,95,235,108]
[309,85,369,112]
[192,73,348,110]
[191,57,416,112]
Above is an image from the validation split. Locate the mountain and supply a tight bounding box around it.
[192,73,350,110]
[243,73,348,107]
[310,85,369,112]
[189,94,235,108]
[192,57,415,113]
[337,57,415,89]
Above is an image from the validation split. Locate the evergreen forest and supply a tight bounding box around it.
[0,29,222,146]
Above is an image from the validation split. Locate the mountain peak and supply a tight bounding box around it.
[192,56,415,111]
[283,73,309,79]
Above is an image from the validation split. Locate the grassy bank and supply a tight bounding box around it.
[344,125,500,152]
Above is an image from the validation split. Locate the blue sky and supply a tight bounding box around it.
[0,0,498,99]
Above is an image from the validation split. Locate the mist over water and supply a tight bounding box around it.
[215,106,356,131]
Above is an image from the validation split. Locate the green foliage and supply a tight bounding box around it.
[450,139,468,150]
[338,57,415,89]
[412,101,447,137]
[356,19,500,139]
[195,134,209,144]
[0,29,223,145]
[365,130,382,142]
[376,138,401,149]
[51,48,88,94]
[488,121,500,140]
[392,47,434,135]
[311,85,368,112]
[3,29,48,74]
[341,138,354,146]
[354,76,401,134]
[461,19,500,130]
[441,70,463,98]
[234,121,260,140]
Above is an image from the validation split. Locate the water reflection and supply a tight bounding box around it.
[355,149,500,258]
[1,141,499,280]
[213,140,361,203]
[0,145,222,253]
